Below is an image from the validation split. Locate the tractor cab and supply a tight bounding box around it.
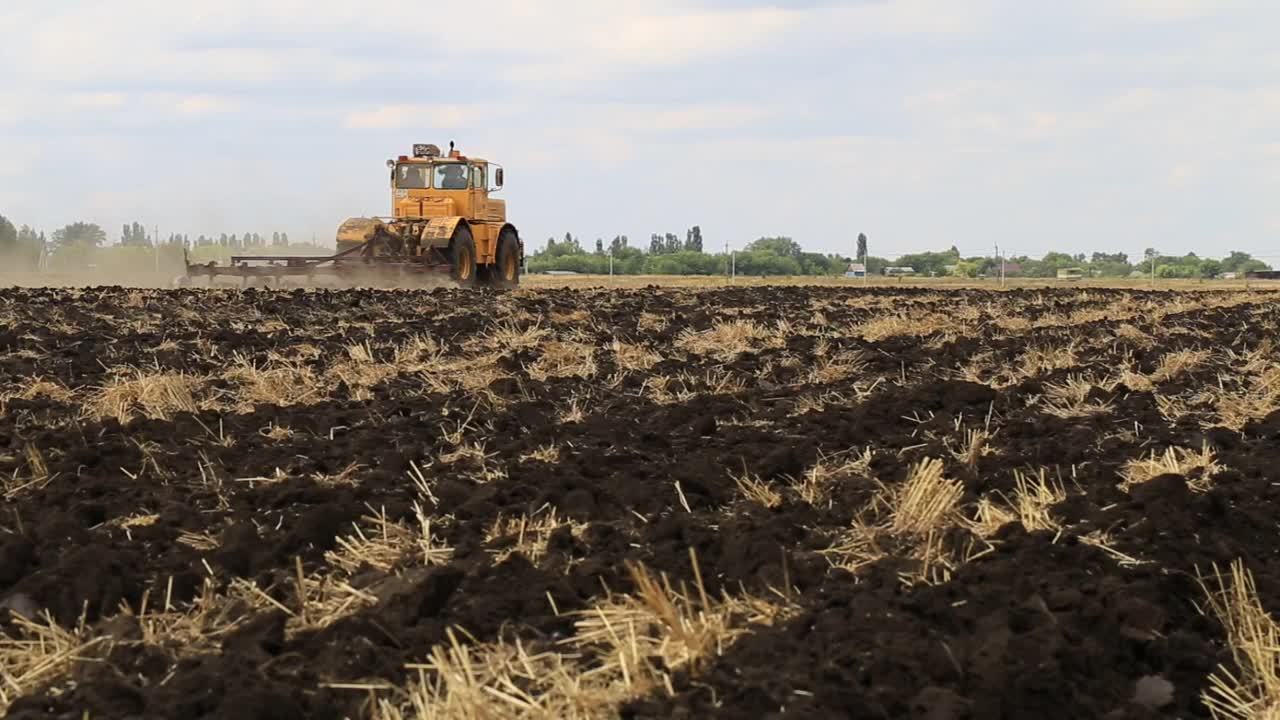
[387,143,504,222]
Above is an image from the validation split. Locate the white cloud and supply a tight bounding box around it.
[647,103,775,131]
[831,0,999,34]
[175,94,238,116]
[579,102,782,133]
[1168,163,1196,186]
[343,104,512,130]
[0,143,40,180]
[1091,0,1229,23]
[584,8,793,65]
[68,92,128,108]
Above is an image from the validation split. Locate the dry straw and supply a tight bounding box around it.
[0,611,105,713]
[1120,444,1221,493]
[86,370,203,423]
[370,552,794,719]
[1199,560,1280,720]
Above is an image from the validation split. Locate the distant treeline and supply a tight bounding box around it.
[117,221,294,249]
[529,229,1274,279]
[0,217,322,272]
[879,248,1272,279]
[529,230,852,276]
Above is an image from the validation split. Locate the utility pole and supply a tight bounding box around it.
[154,225,160,275]
[862,235,869,286]
[608,249,614,282]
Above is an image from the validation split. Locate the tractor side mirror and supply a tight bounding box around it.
[495,168,504,188]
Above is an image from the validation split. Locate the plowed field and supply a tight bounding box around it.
[2,285,1280,719]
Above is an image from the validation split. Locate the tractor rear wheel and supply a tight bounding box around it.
[490,228,521,288]
[450,226,478,287]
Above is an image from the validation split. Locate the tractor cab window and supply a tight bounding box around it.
[471,165,486,190]
[395,164,430,189]
[435,163,469,190]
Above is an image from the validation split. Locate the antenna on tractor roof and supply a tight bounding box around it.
[449,141,455,153]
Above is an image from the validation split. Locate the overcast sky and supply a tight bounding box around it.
[2,1,1277,260]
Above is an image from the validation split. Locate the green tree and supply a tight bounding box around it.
[612,246,645,273]
[864,255,889,275]
[797,252,849,276]
[735,250,802,276]
[746,236,803,258]
[48,222,106,269]
[0,215,16,254]
[544,235,586,258]
[16,225,39,248]
[893,249,959,276]
[1089,251,1133,277]
[557,233,582,254]
[2,223,43,271]
[686,226,703,253]
[1020,251,1081,277]
[1091,252,1128,265]
[1221,251,1270,274]
[645,251,720,275]
[51,222,106,252]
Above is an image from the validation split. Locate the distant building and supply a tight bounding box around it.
[884,266,916,276]
[1057,267,1085,280]
[844,262,866,278]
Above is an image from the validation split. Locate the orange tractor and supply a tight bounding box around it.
[185,142,523,287]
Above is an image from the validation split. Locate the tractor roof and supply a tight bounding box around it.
[396,143,488,164]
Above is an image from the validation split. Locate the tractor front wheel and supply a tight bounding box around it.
[450,226,477,287]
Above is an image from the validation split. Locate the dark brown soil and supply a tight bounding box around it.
[1,285,1277,719]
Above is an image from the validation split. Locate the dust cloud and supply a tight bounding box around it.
[0,268,464,290]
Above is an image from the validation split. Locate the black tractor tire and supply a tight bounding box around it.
[450,226,478,287]
[490,228,522,288]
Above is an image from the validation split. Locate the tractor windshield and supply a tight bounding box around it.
[434,163,469,190]
[394,164,430,189]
